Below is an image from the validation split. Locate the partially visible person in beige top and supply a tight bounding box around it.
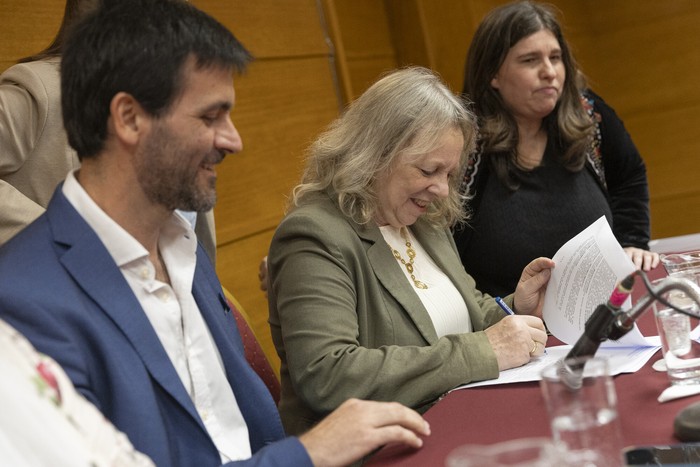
[0,0,218,264]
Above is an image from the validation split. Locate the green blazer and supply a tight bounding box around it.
[268,192,510,435]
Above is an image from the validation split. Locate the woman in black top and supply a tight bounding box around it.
[454,0,659,298]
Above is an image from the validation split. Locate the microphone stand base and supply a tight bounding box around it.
[674,401,700,441]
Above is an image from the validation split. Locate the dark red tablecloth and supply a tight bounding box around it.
[367,265,700,466]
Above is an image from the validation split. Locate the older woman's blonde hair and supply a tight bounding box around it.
[291,66,476,228]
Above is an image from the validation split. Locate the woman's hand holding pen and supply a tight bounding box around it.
[484,315,547,370]
[483,257,554,370]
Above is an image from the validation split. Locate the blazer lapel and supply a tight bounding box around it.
[47,191,205,429]
[412,221,474,300]
[353,221,439,344]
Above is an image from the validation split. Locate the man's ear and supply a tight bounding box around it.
[109,92,149,146]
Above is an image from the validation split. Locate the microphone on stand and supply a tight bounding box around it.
[558,273,636,388]
[552,272,700,440]
[564,273,635,361]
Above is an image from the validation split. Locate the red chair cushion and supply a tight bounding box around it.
[229,301,281,405]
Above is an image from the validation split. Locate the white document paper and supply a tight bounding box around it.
[543,216,654,348]
[453,345,661,390]
[454,216,661,390]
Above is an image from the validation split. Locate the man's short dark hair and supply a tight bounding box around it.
[61,0,252,159]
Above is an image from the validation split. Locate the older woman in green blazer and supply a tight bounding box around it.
[268,67,554,436]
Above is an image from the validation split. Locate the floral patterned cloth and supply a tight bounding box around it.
[0,319,154,467]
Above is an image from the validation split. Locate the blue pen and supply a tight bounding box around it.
[494,296,515,315]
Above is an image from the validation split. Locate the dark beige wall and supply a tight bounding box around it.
[0,2,64,69]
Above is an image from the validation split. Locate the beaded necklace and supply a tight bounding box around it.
[391,227,428,289]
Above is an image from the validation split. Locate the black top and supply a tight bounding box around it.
[454,91,651,298]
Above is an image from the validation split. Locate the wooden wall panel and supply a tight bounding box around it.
[652,195,700,239]
[321,0,398,103]
[410,0,473,94]
[0,2,63,72]
[191,1,341,369]
[330,0,395,55]
[213,56,339,372]
[627,108,699,200]
[635,106,700,239]
[386,0,473,94]
[192,0,329,59]
[214,58,339,244]
[572,10,700,115]
[554,0,700,239]
[344,56,399,100]
[384,0,429,70]
[386,0,511,94]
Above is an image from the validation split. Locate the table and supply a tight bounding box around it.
[367,244,700,466]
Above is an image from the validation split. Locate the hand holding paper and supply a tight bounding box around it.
[542,216,654,348]
[454,216,661,390]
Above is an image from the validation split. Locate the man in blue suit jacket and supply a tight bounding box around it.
[0,0,430,465]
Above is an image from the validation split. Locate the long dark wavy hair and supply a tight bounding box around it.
[463,1,594,191]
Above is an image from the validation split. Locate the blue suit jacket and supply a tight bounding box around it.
[0,188,311,467]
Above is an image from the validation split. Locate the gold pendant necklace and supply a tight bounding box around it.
[391,227,428,289]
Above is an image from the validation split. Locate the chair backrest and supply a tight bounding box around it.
[224,289,280,405]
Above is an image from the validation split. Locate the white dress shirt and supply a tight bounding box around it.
[62,171,251,462]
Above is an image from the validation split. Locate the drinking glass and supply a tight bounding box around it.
[653,274,700,385]
[660,250,700,276]
[540,356,623,467]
